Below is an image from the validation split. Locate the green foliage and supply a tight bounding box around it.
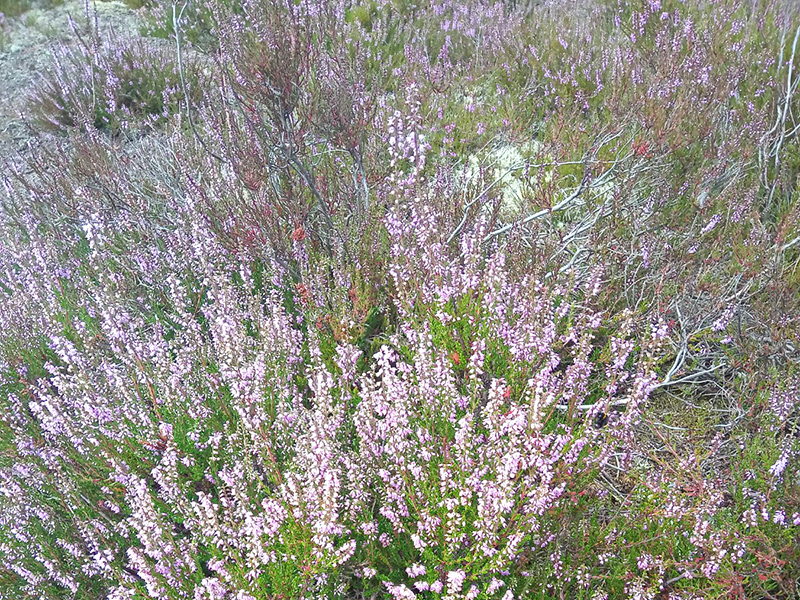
[117,0,153,9]
[0,0,31,17]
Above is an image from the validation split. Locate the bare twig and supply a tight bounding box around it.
[759,25,800,216]
[483,131,629,243]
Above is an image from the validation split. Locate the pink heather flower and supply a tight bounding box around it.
[406,564,426,578]
[360,521,378,536]
[469,339,486,381]
[195,578,227,600]
[701,214,721,235]
[158,422,173,439]
[447,570,466,594]
[712,304,735,332]
[385,583,416,600]
[335,343,362,382]
[486,578,505,595]
[637,554,655,571]
[430,581,443,594]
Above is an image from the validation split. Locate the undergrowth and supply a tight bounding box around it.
[1,0,799,599]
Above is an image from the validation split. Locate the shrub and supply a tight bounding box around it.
[28,25,201,135]
[1,0,799,598]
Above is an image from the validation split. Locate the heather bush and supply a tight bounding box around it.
[1,0,799,599]
[28,23,201,134]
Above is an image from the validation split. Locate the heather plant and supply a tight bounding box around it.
[28,20,201,135]
[0,193,665,598]
[1,0,800,599]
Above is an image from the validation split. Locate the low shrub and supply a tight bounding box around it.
[1,0,799,599]
[28,26,201,135]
